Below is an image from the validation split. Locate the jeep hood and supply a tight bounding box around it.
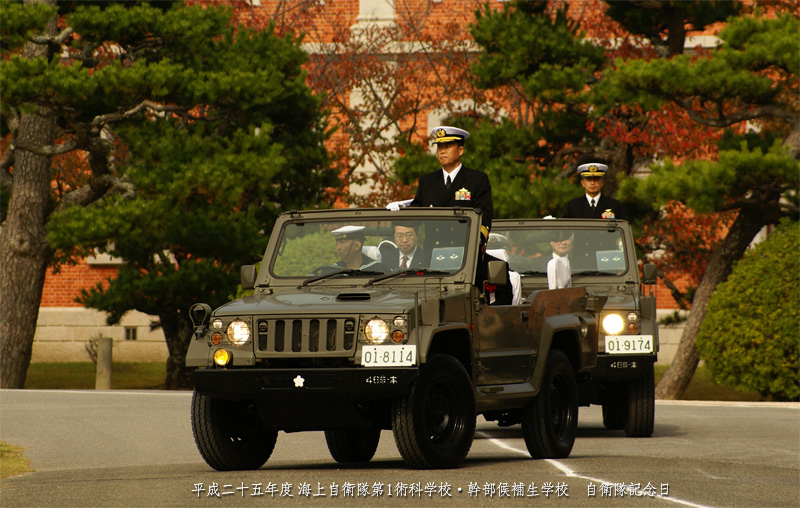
[586,285,638,311]
[212,287,430,316]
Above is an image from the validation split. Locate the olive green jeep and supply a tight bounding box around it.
[491,218,658,437]
[187,208,603,470]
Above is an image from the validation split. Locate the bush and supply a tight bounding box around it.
[696,218,799,401]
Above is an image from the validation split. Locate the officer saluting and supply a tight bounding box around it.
[390,126,493,238]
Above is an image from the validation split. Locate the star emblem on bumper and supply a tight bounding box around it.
[293,375,305,388]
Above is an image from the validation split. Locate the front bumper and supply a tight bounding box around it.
[193,367,419,431]
[590,354,656,382]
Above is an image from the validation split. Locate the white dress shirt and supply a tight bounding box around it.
[399,247,418,268]
[443,164,462,185]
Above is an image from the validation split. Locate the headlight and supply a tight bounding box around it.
[602,314,625,335]
[364,318,390,344]
[226,320,251,346]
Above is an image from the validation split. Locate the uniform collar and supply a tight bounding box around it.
[585,192,602,205]
[443,164,462,184]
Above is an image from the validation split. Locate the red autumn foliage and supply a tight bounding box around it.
[637,201,736,288]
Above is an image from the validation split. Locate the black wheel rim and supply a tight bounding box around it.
[424,378,465,450]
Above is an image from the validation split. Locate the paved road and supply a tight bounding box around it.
[0,390,798,507]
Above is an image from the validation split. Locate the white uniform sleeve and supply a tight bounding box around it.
[547,257,572,289]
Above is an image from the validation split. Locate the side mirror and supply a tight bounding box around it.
[642,263,658,284]
[241,265,256,290]
[486,260,508,286]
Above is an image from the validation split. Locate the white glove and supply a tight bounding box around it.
[386,199,413,211]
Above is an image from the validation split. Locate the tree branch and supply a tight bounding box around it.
[13,137,80,157]
[31,27,73,45]
[54,174,135,213]
[91,100,188,128]
[676,98,796,127]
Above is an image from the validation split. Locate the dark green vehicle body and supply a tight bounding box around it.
[491,218,658,437]
[187,208,602,470]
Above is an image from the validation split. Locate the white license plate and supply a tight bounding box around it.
[360,345,417,367]
[604,335,654,354]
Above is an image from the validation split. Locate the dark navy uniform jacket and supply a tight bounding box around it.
[561,194,625,220]
[409,166,493,231]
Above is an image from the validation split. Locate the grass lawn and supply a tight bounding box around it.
[22,361,764,401]
[25,362,167,390]
[0,441,32,479]
[654,364,762,402]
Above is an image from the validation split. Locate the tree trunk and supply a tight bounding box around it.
[160,309,195,389]
[655,207,771,399]
[0,7,57,389]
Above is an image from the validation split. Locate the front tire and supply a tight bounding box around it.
[191,391,277,471]
[324,428,381,463]
[391,355,476,469]
[625,362,655,437]
[521,350,578,459]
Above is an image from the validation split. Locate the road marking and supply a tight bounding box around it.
[477,431,717,508]
[656,400,800,409]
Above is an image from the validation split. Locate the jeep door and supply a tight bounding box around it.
[474,300,534,386]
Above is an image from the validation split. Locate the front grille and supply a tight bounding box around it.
[256,317,357,357]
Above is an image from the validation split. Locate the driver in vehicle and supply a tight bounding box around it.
[332,225,387,272]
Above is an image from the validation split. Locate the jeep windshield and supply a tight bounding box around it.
[488,225,629,276]
[270,216,471,280]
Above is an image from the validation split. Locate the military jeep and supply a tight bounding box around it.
[491,218,658,437]
[187,208,603,470]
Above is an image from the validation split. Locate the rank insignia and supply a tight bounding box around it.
[455,188,471,200]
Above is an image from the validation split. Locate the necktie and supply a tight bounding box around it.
[400,256,409,269]
[445,175,452,191]
[590,198,596,212]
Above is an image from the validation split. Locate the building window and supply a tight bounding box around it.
[125,327,138,341]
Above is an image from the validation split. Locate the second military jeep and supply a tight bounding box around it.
[187,208,603,470]
[491,218,658,437]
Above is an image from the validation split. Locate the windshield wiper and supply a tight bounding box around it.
[364,269,450,286]
[300,269,383,287]
[517,270,547,276]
